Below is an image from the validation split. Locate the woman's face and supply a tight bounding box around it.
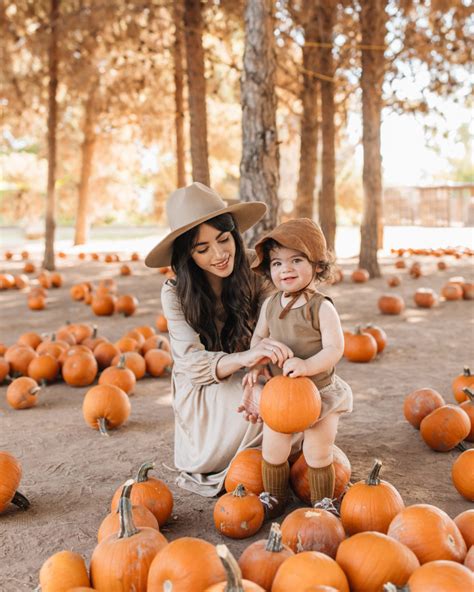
[190,222,236,282]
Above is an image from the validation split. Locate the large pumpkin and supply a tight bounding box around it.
[224,448,264,495]
[335,531,419,592]
[82,384,131,435]
[387,504,466,564]
[213,483,264,539]
[39,550,90,591]
[98,355,136,395]
[62,352,98,387]
[260,375,321,434]
[419,405,470,451]
[147,537,226,591]
[0,451,30,512]
[403,388,445,429]
[340,459,404,535]
[452,449,474,501]
[399,559,474,591]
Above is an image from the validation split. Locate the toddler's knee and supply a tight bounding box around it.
[303,446,333,469]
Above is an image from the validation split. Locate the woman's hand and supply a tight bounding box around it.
[239,338,293,370]
[282,357,308,378]
[237,382,263,424]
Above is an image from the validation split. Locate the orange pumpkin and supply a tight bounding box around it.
[213,484,264,539]
[6,376,41,409]
[94,342,121,370]
[155,314,168,332]
[90,479,168,591]
[27,354,59,384]
[50,272,63,287]
[238,523,294,591]
[260,375,321,434]
[0,357,10,383]
[281,507,345,557]
[116,294,138,316]
[145,349,173,377]
[460,388,474,441]
[115,336,140,353]
[452,449,474,501]
[39,550,90,591]
[28,293,46,310]
[409,262,422,278]
[5,344,38,376]
[378,294,405,315]
[17,331,42,349]
[225,449,264,495]
[413,288,437,308]
[340,459,404,535]
[147,537,226,591]
[142,334,171,354]
[394,259,406,269]
[361,324,387,353]
[82,384,131,435]
[387,504,467,564]
[441,282,463,301]
[335,531,419,591]
[271,551,350,592]
[351,268,370,283]
[420,405,470,451]
[452,367,474,403]
[0,451,30,512]
[23,261,36,273]
[62,352,98,387]
[98,355,136,395]
[465,546,474,571]
[135,325,156,340]
[387,275,401,287]
[462,282,474,300]
[454,509,474,548]
[120,264,132,275]
[91,294,115,316]
[401,560,474,591]
[111,462,174,527]
[131,252,140,261]
[204,544,265,591]
[344,327,378,363]
[403,388,445,429]
[111,351,147,380]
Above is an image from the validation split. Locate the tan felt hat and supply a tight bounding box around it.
[251,218,327,275]
[145,182,267,268]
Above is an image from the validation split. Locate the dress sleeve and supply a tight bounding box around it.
[161,282,227,386]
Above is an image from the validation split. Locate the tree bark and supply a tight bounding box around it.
[183,0,210,186]
[43,0,59,271]
[240,0,279,246]
[74,89,97,245]
[359,0,387,277]
[294,3,319,221]
[173,0,186,187]
[317,0,337,253]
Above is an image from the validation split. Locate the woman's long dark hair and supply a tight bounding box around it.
[170,213,260,353]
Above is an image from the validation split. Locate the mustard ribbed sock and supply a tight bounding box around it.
[262,459,290,518]
[307,463,335,506]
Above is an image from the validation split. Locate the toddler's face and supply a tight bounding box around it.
[269,246,314,293]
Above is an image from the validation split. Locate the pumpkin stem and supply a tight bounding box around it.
[366,459,383,485]
[383,584,408,592]
[456,441,468,452]
[136,461,155,482]
[265,522,284,552]
[463,366,471,376]
[118,479,139,539]
[216,544,245,592]
[92,325,98,338]
[97,417,109,437]
[354,325,362,335]
[462,387,474,402]
[163,581,173,592]
[29,386,41,396]
[117,354,127,369]
[232,483,247,498]
[12,490,30,510]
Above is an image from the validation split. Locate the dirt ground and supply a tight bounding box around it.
[0,250,473,590]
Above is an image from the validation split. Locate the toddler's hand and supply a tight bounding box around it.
[242,365,271,388]
[282,357,308,378]
[237,383,262,424]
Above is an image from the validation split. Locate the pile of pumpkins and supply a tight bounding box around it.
[390,246,473,258]
[0,267,64,311]
[1,375,474,590]
[70,278,140,318]
[403,367,474,503]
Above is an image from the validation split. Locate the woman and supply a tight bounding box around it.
[145,182,293,496]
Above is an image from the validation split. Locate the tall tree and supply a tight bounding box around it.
[294,1,320,220]
[183,0,210,185]
[358,0,387,277]
[173,0,186,187]
[317,0,337,253]
[240,0,279,245]
[43,0,60,271]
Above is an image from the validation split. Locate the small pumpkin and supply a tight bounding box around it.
[6,376,40,409]
[419,405,470,451]
[23,261,36,273]
[361,323,387,353]
[213,483,264,539]
[94,341,121,370]
[452,449,474,501]
[28,293,46,310]
[394,259,406,269]
[98,354,136,395]
[460,387,474,442]
[116,294,138,316]
[0,451,30,512]
[462,281,474,300]
[344,327,378,363]
[62,352,98,387]
[111,462,174,527]
[50,272,63,287]
[142,334,171,354]
[409,262,422,278]
[155,314,168,332]
[131,252,140,261]
[0,357,10,383]
[387,275,401,287]
[145,348,173,377]
[452,367,474,403]
[413,288,437,308]
[115,336,140,353]
[465,546,474,571]
[90,479,168,591]
[120,264,132,275]
[5,344,38,376]
[351,268,370,283]
[91,294,116,316]
[335,531,420,592]
[111,351,147,380]
[454,509,474,548]
[225,448,264,495]
[238,523,294,590]
[403,388,445,429]
[135,325,156,340]
[387,503,467,564]
[340,459,404,535]
[260,375,321,434]
[27,354,59,384]
[39,550,90,591]
[82,384,131,435]
[390,560,474,592]
[271,551,350,592]
[441,282,463,301]
[17,331,42,349]
[378,294,405,315]
[280,506,345,557]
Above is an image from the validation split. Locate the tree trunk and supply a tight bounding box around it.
[294,4,319,221]
[359,0,387,277]
[43,0,59,271]
[183,0,210,186]
[240,0,279,246]
[74,89,97,245]
[317,0,337,253]
[173,0,186,187]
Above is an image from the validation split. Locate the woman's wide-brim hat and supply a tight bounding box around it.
[145,182,267,268]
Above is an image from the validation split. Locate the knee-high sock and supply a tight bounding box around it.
[262,459,289,517]
[307,463,335,505]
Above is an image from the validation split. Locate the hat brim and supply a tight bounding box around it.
[145,201,267,268]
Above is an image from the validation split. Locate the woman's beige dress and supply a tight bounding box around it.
[161,281,263,497]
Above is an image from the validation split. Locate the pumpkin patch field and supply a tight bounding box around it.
[0,249,473,590]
